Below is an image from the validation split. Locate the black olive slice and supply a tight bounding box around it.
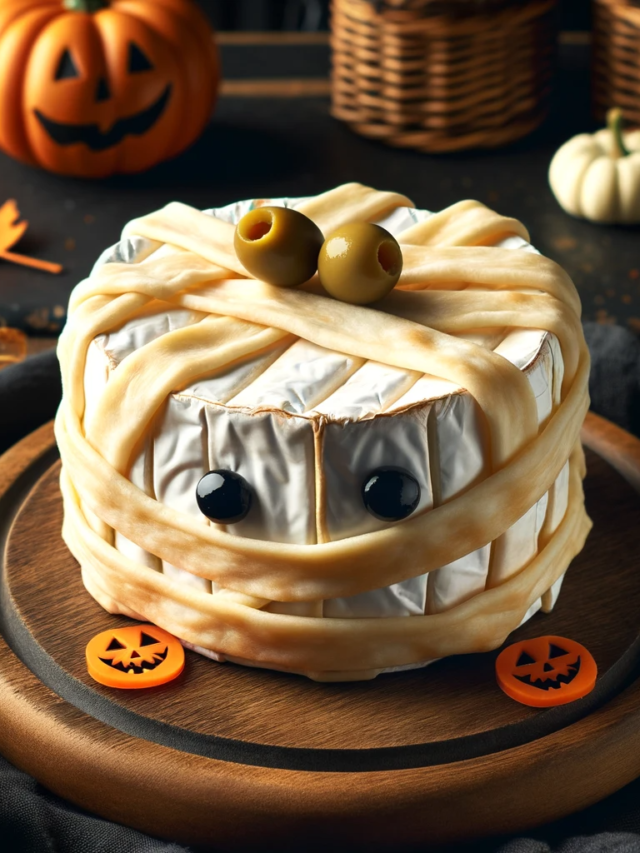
[362,467,420,522]
[196,470,252,524]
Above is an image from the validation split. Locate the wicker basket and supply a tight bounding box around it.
[593,0,640,127]
[330,0,558,153]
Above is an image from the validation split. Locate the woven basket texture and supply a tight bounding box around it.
[330,0,558,153]
[593,0,640,127]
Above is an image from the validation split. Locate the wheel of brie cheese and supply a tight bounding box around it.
[56,184,591,681]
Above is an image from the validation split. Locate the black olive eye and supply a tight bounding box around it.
[196,470,252,524]
[362,467,420,522]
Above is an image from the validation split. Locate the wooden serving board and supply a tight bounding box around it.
[1,413,640,851]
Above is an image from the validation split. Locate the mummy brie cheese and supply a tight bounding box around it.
[56,184,592,681]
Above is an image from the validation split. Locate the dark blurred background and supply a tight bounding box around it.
[196,0,591,31]
[0,0,614,342]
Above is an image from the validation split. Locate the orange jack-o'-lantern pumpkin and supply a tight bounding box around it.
[0,0,219,177]
[496,635,597,708]
[86,623,185,688]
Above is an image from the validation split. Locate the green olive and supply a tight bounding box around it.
[234,206,324,287]
[317,223,403,305]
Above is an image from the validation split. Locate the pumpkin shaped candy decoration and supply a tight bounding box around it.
[0,0,219,177]
[549,108,640,225]
[86,624,185,688]
[496,635,597,708]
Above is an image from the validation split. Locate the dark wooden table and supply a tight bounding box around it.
[0,31,638,339]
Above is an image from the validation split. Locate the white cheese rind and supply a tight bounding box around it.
[83,198,569,668]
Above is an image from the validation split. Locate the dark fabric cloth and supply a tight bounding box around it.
[0,350,62,456]
[0,755,186,853]
[495,836,640,853]
[582,323,640,438]
[1,323,640,853]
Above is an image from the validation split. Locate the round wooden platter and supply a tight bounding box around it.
[1,414,640,852]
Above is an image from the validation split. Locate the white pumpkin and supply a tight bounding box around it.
[549,109,640,224]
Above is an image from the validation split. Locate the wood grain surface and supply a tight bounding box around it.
[220,78,331,97]
[0,414,639,850]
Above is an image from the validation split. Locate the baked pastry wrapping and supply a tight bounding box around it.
[56,183,591,681]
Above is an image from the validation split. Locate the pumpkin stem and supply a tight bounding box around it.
[63,0,108,12]
[607,107,630,159]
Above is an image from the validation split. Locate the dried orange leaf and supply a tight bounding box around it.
[0,200,28,253]
[0,327,27,367]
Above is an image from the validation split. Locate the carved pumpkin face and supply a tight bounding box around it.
[496,635,597,708]
[0,0,219,178]
[86,624,185,688]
